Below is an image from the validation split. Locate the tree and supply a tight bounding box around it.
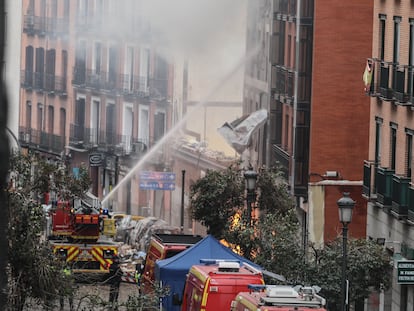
[189,163,245,238]
[189,163,391,309]
[7,152,170,310]
[7,152,90,310]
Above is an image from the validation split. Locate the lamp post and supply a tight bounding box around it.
[244,167,258,225]
[337,192,355,311]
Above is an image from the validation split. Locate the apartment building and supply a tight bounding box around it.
[363,1,414,309]
[244,0,372,245]
[18,0,172,215]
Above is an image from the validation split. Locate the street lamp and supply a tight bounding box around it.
[337,192,355,311]
[244,166,258,225]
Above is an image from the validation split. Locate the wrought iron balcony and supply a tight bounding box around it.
[21,70,67,95]
[22,15,68,36]
[393,64,411,105]
[375,166,395,211]
[69,124,149,157]
[19,126,65,154]
[366,58,413,105]
[391,174,410,219]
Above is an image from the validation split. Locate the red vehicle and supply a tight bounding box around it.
[181,259,264,311]
[141,233,202,294]
[230,284,327,311]
[48,192,119,276]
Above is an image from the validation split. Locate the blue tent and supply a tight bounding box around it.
[155,235,262,311]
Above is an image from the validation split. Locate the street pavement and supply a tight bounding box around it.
[27,282,140,310]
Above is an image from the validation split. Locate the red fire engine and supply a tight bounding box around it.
[48,192,119,276]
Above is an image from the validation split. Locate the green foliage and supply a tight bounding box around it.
[256,166,294,216]
[9,152,91,202]
[7,152,91,310]
[305,238,392,310]
[189,163,245,238]
[189,163,392,309]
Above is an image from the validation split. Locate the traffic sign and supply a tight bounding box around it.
[139,171,176,182]
[139,181,176,191]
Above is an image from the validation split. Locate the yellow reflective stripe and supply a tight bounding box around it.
[201,277,211,308]
[67,246,79,262]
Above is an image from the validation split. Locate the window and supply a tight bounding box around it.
[139,48,149,92]
[138,106,149,145]
[379,14,386,60]
[37,103,44,131]
[154,111,166,142]
[410,19,414,97]
[75,98,85,140]
[390,122,398,170]
[125,47,135,92]
[393,16,401,64]
[375,117,383,165]
[60,108,66,138]
[93,42,101,75]
[106,103,116,144]
[26,101,32,130]
[91,99,100,144]
[48,106,54,134]
[25,46,34,86]
[35,47,45,89]
[122,103,134,153]
[61,50,68,92]
[405,129,413,178]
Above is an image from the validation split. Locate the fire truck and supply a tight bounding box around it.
[181,259,264,311]
[48,192,119,277]
[230,284,327,311]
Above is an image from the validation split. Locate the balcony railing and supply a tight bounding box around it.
[391,174,410,218]
[363,160,376,199]
[375,166,395,210]
[69,124,149,157]
[72,67,155,99]
[19,126,65,154]
[21,70,67,95]
[393,64,411,104]
[367,58,414,105]
[22,15,68,36]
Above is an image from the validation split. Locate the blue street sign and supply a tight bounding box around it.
[139,181,176,191]
[139,171,176,182]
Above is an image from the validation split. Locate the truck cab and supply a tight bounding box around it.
[181,259,264,311]
[140,233,203,294]
[230,284,327,311]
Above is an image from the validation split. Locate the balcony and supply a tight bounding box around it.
[72,67,154,99]
[367,58,414,105]
[393,64,411,105]
[21,70,67,95]
[375,167,394,211]
[22,15,68,37]
[19,126,65,154]
[379,62,394,101]
[69,124,148,157]
[391,174,410,219]
[363,160,376,200]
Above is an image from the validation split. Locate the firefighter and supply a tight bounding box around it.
[59,264,74,311]
[135,262,143,287]
[108,255,123,310]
